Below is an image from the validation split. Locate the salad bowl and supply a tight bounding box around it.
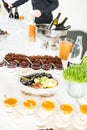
[19,72,59,97]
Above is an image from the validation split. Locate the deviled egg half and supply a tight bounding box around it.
[73,104,87,130]
[3,97,17,112]
[23,99,37,114]
[55,103,73,129]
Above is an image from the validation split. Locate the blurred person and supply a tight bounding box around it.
[8,0,59,24]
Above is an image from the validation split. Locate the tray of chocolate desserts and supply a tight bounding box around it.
[4,53,63,70]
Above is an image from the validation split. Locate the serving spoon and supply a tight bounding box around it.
[26,57,33,65]
[4,58,9,64]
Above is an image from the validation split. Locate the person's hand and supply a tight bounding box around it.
[8,4,13,8]
[32,10,41,18]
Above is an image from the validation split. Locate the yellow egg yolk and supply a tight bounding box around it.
[60,104,73,114]
[80,104,87,115]
[42,100,55,111]
[23,99,36,109]
[4,98,17,107]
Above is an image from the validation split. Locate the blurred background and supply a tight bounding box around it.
[0,0,87,54]
[0,0,86,32]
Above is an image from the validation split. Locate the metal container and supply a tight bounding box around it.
[36,24,67,43]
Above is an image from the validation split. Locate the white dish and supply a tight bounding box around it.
[19,72,59,96]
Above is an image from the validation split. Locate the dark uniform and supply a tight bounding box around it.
[12,0,59,24]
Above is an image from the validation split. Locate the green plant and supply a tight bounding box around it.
[82,56,87,67]
[63,64,87,83]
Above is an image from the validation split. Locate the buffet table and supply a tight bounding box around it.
[0,15,87,130]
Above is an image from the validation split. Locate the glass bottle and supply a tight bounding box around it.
[14,7,19,19]
[48,12,61,29]
[2,0,11,13]
[9,9,13,18]
[67,36,83,66]
[55,17,68,30]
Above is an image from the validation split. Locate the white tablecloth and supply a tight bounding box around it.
[0,14,87,130]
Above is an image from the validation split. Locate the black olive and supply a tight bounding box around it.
[20,80,28,85]
[27,79,34,85]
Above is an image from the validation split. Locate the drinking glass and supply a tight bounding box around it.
[29,24,36,42]
[59,38,74,60]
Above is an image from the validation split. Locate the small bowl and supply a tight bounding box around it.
[0,61,5,71]
[19,61,30,73]
[19,61,30,68]
[7,61,17,68]
[6,61,17,72]
[42,63,52,70]
[31,63,41,70]
[0,61,5,66]
[53,63,63,70]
